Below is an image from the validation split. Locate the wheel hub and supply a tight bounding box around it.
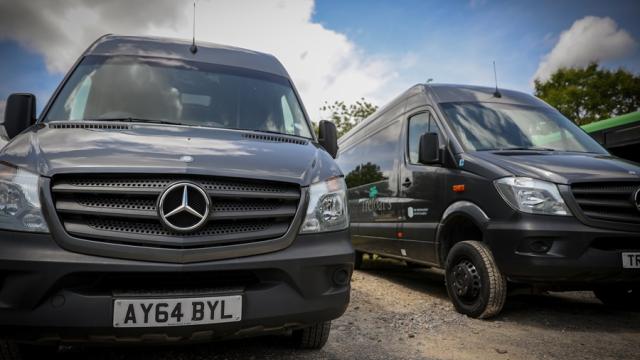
[451,259,481,301]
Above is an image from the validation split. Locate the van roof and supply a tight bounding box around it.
[426,83,547,107]
[84,35,290,77]
[339,83,549,145]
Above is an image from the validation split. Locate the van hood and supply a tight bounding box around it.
[468,151,640,184]
[0,123,341,186]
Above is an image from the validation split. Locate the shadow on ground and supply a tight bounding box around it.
[48,335,341,360]
[359,257,640,334]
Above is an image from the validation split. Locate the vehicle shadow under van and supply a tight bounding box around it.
[358,257,640,333]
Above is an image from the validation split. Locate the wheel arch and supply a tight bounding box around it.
[435,201,490,266]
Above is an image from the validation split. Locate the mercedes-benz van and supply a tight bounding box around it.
[0,35,352,358]
[337,83,640,318]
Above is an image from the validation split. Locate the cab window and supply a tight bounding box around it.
[408,112,441,164]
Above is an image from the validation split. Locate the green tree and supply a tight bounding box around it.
[345,162,384,188]
[534,63,640,125]
[318,98,378,137]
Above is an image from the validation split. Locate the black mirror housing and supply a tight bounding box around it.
[4,93,36,139]
[318,120,339,158]
[419,132,440,164]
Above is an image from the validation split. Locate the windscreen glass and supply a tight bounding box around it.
[440,102,607,153]
[45,55,313,138]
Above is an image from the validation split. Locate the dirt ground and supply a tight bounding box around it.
[53,257,640,360]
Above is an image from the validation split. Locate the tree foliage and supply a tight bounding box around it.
[534,63,640,125]
[317,98,378,137]
[345,162,384,188]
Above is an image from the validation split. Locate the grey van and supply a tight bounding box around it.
[338,83,640,318]
[0,35,352,358]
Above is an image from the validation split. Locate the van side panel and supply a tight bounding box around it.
[338,101,406,257]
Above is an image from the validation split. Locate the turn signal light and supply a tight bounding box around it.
[452,184,465,193]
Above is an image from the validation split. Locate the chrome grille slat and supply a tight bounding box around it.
[64,219,290,248]
[52,175,301,248]
[55,199,298,220]
[52,183,300,199]
[56,200,158,219]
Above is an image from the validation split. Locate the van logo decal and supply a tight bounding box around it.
[408,207,429,217]
[180,155,194,163]
[158,182,210,233]
[368,186,379,199]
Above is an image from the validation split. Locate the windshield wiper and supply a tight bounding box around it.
[85,117,185,126]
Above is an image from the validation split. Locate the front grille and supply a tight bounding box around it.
[52,174,301,248]
[571,182,640,224]
[591,237,640,251]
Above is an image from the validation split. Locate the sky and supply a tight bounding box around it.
[0,0,638,123]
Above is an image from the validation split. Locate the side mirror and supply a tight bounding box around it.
[4,93,36,139]
[318,120,338,158]
[419,132,440,164]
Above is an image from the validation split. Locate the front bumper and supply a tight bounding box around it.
[485,215,640,285]
[0,229,353,344]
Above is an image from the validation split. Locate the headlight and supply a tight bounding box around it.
[494,177,571,216]
[0,163,49,232]
[300,177,349,233]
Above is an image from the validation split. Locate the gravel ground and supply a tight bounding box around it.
[51,257,640,360]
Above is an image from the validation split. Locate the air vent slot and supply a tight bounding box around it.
[49,123,131,130]
[242,133,308,145]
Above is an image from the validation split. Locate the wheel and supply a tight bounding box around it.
[594,285,640,310]
[0,339,20,360]
[445,241,507,319]
[292,321,331,349]
[354,251,363,270]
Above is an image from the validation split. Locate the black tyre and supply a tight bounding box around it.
[0,339,20,360]
[354,251,363,270]
[445,241,507,319]
[594,285,640,310]
[292,321,331,349]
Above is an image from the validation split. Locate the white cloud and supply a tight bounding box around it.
[0,0,399,119]
[533,16,638,82]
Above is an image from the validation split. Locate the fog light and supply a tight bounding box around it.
[530,240,552,253]
[332,268,351,286]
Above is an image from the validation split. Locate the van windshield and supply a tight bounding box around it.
[439,102,607,153]
[44,55,313,139]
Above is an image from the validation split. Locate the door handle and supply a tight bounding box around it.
[402,178,412,187]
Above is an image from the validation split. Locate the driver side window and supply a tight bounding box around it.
[408,112,441,164]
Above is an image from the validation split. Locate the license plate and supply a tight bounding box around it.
[113,295,242,328]
[622,252,640,269]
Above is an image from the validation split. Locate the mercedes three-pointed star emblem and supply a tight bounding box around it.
[158,182,211,232]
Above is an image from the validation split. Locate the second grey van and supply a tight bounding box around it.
[338,83,640,318]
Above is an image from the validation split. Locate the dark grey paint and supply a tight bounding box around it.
[1,123,341,186]
[0,35,352,342]
[87,35,290,78]
[338,83,640,287]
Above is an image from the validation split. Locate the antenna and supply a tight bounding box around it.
[190,0,198,54]
[492,61,502,98]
